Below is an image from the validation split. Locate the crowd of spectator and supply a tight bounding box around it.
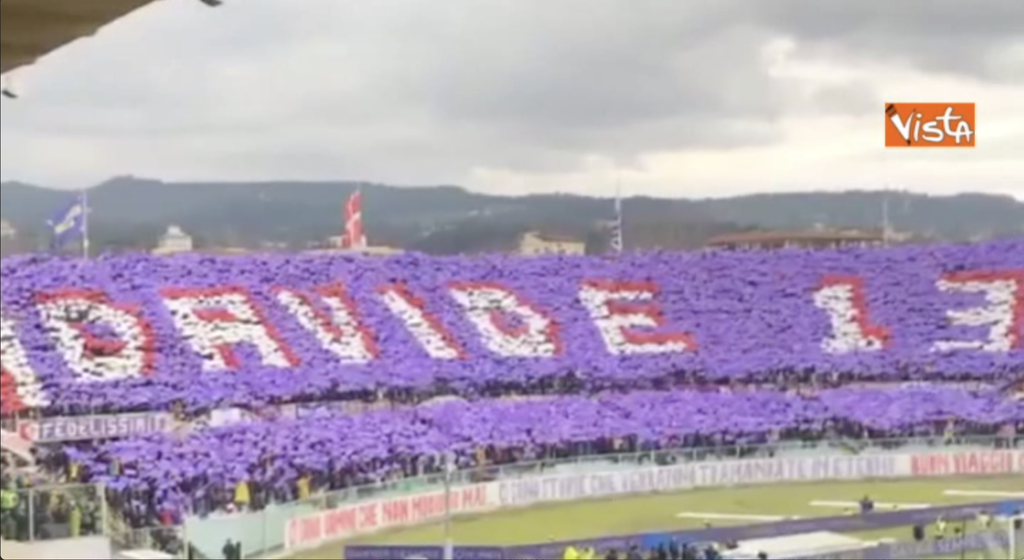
[1,384,1020,551]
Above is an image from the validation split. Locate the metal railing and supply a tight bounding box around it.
[0,483,107,543]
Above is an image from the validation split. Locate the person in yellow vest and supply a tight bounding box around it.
[0,488,16,511]
[1,488,18,538]
[297,475,311,501]
[564,545,580,559]
[234,481,251,509]
[68,500,82,538]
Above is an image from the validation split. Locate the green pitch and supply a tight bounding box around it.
[288,476,1020,559]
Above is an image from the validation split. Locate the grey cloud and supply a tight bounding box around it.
[1,0,1020,191]
[753,0,1024,82]
[802,82,882,116]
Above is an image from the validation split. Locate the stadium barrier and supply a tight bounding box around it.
[177,436,1005,557]
[271,446,1022,556]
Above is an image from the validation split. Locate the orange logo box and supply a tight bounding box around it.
[884,103,976,148]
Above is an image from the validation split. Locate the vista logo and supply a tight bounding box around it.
[884,103,976,148]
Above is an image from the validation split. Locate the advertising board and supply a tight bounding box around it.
[285,485,492,549]
[910,449,1024,477]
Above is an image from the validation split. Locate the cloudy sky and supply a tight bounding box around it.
[1,0,1021,199]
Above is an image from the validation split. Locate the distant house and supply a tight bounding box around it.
[605,220,748,251]
[706,229,889,251]
[152,225,194,255]
[0,220,15,239]
[201,247,251,256]
[310,246,403,257]
[323,235,402,255]
[518,231,586,256]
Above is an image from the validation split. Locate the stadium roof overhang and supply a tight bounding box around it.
[0,0,159,74]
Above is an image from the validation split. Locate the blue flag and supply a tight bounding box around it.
[47,193,87,250]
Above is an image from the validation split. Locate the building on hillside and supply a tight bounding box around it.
[355,245,403,256]
[324,235,402,255]
[325,235,347,249]
[0,221,19,258]
[202,247,252,255]
[0,220,16,239]
[152,225,194,255]
[518,231,586,256]
[706,228,890,251]
[310,246,403,257]
[601,220,748,251]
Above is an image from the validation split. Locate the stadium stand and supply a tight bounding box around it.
[1,240,1022,555]
[1,1,1021,556]
[1,239,1021,416]
[46,387,1020,519]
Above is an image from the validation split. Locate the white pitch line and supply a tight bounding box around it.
[810,500,932,510]
[675,512,799,522]
[944,490,1024,498]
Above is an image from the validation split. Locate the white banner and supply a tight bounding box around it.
[494,454,904,509]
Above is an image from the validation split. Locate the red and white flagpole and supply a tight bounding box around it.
[343,190,366,249]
